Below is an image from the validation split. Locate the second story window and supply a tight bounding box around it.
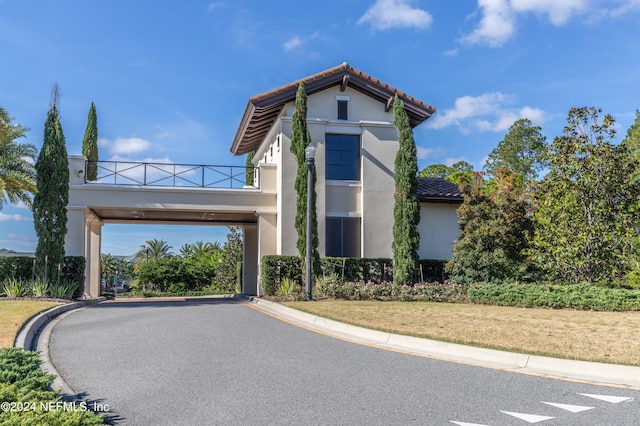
[336,95,350,120]
[325,134,359,180]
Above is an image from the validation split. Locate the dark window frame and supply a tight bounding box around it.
[325,133,360,180]
[325,217,361,258]
[337,100,348,120]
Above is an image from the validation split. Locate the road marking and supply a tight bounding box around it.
[541,401,594,413]
[450,422,490,426]
[500,411,555,423]
[578,393,634,403]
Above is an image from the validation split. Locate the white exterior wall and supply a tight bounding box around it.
[418,203,461,260]
[251,85,460,261]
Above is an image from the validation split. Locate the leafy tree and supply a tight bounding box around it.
[392,96,420,285]
[530,107,640,283]
[447,169,533,283]
[289,82,320,277]
[419,161,473,185]
[0,106,37,209]
[81,102,98,180]
[33,85,69,280]
[484,118,547,182]
[622,110,640,181]
[216,226,243,292]
[419,163,450,178]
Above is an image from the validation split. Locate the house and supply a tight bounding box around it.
[230,62,462,261]
[64,63,462,298]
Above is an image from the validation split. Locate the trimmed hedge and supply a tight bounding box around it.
[260,256,448,296]
[468,283,640,311]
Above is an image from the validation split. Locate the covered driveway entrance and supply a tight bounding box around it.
[64,156,278,298]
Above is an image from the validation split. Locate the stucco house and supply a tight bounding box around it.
[230,62,462,260]
[65,63,462,298]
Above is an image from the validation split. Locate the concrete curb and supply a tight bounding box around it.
[242,296,640,388]
[14,298,104,351]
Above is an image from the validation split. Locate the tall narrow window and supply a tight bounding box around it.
[337,100,348,120]
[326,217,361,257]
[325,134,360,180]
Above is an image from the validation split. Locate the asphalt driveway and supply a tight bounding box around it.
[47,298,640,425]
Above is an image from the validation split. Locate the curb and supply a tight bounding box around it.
[242,296,640,389]
[14,298,104,351]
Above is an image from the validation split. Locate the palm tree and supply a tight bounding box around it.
[136,238,173,263]
[101,253,117,285]
[0,106,37,209]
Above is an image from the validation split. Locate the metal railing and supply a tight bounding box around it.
[84,161,259,189]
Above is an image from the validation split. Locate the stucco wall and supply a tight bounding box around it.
[418,203,461,260]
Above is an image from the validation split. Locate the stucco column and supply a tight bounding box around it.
[65,207,86,256]
[242,224,258,296]
[256,213,277,296]
[84,214,103,298]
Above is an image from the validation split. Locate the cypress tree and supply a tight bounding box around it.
[392,95,420,285]
[290,83,320,276]
[81,102,98,180]
[33,84,69,281]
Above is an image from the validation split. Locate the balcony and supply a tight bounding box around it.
[83,160,258,189]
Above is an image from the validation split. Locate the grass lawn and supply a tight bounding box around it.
[0,300,63,348]
[284,300,640,366]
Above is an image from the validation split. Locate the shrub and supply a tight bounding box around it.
[0,348,105,425]
[316,280,467,303]
[467,283,640,311]
[1,278,29,297]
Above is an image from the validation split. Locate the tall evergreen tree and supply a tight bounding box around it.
[81,102,98,180]
[0,106,37,209]
[392,96,420,285]
[290,83,320,276]
[33,85,69,280]
[622,110,640,181]
[484,118,547,182]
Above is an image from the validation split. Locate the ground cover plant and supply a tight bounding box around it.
[0,348,105,425]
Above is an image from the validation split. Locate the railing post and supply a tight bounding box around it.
[144,163,147,185]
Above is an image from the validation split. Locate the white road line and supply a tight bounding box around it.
[500,411,555,423]
[541,401,595,413]
[578,393,634,404]
[450,422,491,426]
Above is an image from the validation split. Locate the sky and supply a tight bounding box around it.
[2,0,640,256]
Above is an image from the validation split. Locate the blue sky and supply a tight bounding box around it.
[2,0,640,256]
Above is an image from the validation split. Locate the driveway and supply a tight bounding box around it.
[47,298,640,425]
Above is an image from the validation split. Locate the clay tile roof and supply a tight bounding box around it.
[230,62,436,156]
[417,177,463,203]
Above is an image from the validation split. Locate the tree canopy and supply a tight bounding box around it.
[530,107,639,283]
[484,118,547,182]
[81,102,99,180]
[0,106,37,209]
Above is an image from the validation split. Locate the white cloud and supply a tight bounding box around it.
[208,2,224,12]
[283,36,302,51]
[511,0,589,25]
[0,212,28,222]
[416,146,444,160]
[460,0,515,47]
[443,48,459,57]
[426,92,510,130]
[426,92,545,133]
[358,0,433,31]
[99,137,151,155]
[460,0,618,47]
[443,157,470,167]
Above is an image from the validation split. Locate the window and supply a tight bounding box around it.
[325,134,359,180]
[326,217,361,257]
[337,100,348,120]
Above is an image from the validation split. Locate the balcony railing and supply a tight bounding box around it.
[84,161,258,189]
